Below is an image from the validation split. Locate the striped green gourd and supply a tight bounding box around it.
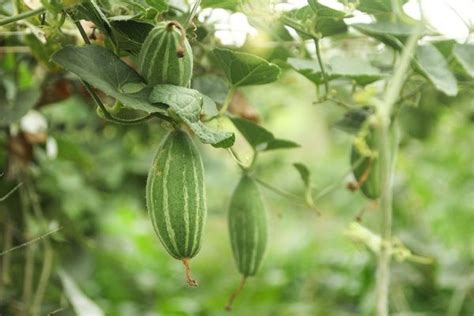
[146,129,206,286]
[138,21,193,86]
[226,175,268,310]
[351,130,380,200]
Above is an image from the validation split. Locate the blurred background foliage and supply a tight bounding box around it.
[1,0,474,315]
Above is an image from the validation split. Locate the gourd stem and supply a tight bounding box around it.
[182,258,198,287]
[0,7,46,27]
[225,276,247,311]
[167,21,186,57]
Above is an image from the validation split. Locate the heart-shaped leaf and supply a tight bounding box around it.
[51,45,165,113]
[149,85,235,148]
[212,48,281,87]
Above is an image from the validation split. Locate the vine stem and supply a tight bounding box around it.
[313,39,329,96]
[219,88,236,115]
[0,7,46,27]
[374,22,423,316]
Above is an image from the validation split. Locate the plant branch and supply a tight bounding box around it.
[314,156,365,201]
[0,7,46,27]
[31,243,54,316]
[254,177,320,214]
[0,227,62,257]
[374,22,423,316]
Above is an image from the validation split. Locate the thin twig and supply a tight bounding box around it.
[314,156,365,201]
[0,227,62,257]
[0,7,46,27]
[0,183,22,202]
[184,0,201,28]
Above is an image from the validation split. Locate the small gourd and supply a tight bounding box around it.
[146,129,207,286]
[138,21,193,87]
[225,175,268,310]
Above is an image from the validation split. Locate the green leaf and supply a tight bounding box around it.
[212,48,281,87]
[51,45,165,113]
[287,58,334,84]
[293,163,311,188]
[73,0,115,44]
[356,0,409,20]
[288,56,384,86]
[329,56,384,85]
[231,117,273,148]
[192,74,229,104]
[231,117,299,151]
[265,138,300,151]
[285,5,347,38]
[453,43,474,78]
[149,85,235,148]
[0,87,41,127]
[308,0,346,18]
[415,44,458,96]
[145,0,168,12]
[201,0,239,10]
[352,22,415,49]
[110,20,154,55]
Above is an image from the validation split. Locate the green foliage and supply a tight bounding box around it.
[415,44,458,96]
[51,45,164,113]
[212,48,281,87]
[231,117,299,151]
[149,85,235,147]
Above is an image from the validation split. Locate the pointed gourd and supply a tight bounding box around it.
[138,21,193,87]
[146,129,206,286]
[225,175,268,310]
